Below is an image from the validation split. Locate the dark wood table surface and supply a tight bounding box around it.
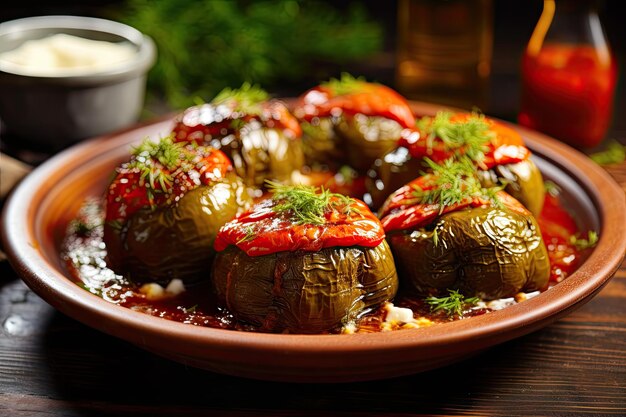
[0,138,625,417]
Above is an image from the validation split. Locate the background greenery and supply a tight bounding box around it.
[112,0,384,113]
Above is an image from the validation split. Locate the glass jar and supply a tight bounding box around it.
[395,0,494,111]
[518,0,618,149]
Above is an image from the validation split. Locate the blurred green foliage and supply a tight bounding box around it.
[115,0,383,111]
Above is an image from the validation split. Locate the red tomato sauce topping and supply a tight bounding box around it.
[377,174,529,232]
[398,114,530,169]
[293,79,415,129]
[172,100,302,144]
[105,144,232,225]
[213,195,385,256]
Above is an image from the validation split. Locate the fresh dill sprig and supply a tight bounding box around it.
[106,220,124,232]
[321,72,368,96]
[132,135,187,171]
[266,180,357,225]
[183,304,198,314]
[412,157,502,211]
[128,135,195,199]
[432,226,439,247]
[416,111,492,163]
[425,289,480,318]
[544,180,561,197]
[589,140,626,166]
[336,165,357,186]
[236,226,256,244]
[211,82,269,115]
[569,231,599,250]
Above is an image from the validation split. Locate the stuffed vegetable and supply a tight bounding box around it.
[103,136,251,284]
[293,73,415,174]
[172,83,304,196]
[212,182,399,333]
[378,157,550,300]
[366,111,545,215]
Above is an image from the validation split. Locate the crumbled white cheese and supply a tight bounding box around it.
[139,279,186,300]
[165,279,185,296]
[341,321,357,335]
[139,283,165,300]
[384,303,415,324]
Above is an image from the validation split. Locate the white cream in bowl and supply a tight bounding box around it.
[0,33,137,76]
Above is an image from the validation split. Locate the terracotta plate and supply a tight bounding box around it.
[2,102,625,383]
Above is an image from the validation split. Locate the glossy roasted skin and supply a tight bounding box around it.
[293,74,414,174]
[212,184,399,333]
[366,113,545,215]
[388,205,550,299]
[379,168,550,300]
[171,84,304,195]
[212,241,398,334]
[476,159,545,216]
[103,139,251,284]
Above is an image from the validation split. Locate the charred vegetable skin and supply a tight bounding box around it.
[171,83,304,193]
[367,112,545,215]
[212,183,399,333]
[103,137,250,284]
[293,74,414,173]
[379,163,550,300]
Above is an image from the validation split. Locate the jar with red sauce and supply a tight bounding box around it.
[518,0,618,149]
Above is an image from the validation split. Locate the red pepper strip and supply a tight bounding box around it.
[105,146,232,225]
[293,83,415,129]
[397,115,530,169]
[172,101,301,144]
[214,197,385,256]
[379,175,530,232]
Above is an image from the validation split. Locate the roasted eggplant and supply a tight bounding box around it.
[378,158,550,300]
[293,73,414,174]
[212,182,399,333]
[103,136,251,284]
[366,112,545,215]
[171,83,305,196]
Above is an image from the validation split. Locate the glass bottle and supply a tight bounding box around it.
[395,0,494,111]
[518,0,618,149]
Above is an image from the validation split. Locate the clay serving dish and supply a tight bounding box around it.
[2,102,625,383]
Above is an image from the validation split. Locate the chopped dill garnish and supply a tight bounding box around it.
[570,231,599,250]
[266,180,357,225]
[336,165,357,186]
[544,180,561,197]
[236,226,256,244]
[432,226,439,247]
[69,219,95,235]
[589,140,626,166]
[211,82,269,115]
[131,135,187,171]
[183,304,198,314]
[425,289,480,318]
[78,281,102,297]
[412,157,502,212]
[127,135,196,202]
[416,111,492,163]
[321,72,368,96]
[229,118,247,131]
[106,220,124,232]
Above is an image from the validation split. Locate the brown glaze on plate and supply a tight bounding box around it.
[2,102,625,383]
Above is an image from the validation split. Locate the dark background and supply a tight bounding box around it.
[1,0,625,148]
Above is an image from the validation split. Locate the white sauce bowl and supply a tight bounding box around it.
[0,15,157,150]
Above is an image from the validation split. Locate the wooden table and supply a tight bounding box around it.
[0,145,624,417]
